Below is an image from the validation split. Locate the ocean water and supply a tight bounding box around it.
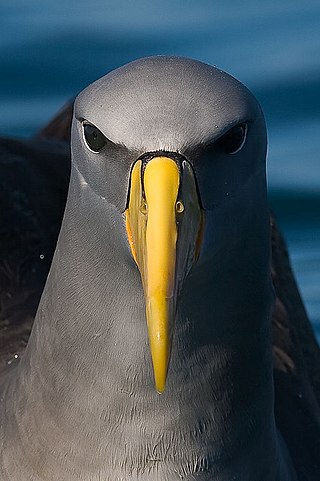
[1,0,319,339]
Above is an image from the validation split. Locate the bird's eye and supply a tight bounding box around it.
[83,123,106,152]
[216,123,247,154]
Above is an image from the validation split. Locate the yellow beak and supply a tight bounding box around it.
[125,156,202,393]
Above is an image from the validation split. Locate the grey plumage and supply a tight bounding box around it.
[0,56,318,480]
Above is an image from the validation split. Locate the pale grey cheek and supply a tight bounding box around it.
[71,137,132,212]
[195,212,229,266]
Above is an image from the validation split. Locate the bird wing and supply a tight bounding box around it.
[0,133,70,370]
[271,214,320,480]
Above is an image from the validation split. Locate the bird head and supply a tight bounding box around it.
[72,56,267,393]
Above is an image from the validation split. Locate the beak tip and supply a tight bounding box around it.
[155,380,166,394]
[152,353,168,394]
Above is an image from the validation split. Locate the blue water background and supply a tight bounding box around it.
[1,0,319,339]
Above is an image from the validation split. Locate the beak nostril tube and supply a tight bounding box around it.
[176,201,184,214]
[140,200,148,215]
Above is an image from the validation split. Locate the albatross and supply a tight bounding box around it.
[0,56,319,481]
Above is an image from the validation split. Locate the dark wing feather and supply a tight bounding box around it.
[0,132,70,369]
[271,214,320,480]
[35,101,74,142]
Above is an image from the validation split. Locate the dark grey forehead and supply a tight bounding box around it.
[74,56,262,152]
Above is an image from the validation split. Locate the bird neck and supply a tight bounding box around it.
[5,170,296,481]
